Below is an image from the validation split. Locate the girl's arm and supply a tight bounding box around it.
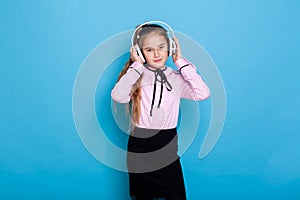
[111,62,144,103]
[172,37,210,100]
[175,58,210,100]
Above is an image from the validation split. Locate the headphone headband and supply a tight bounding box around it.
[131,20,175,47]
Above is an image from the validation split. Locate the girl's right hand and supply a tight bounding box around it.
[130,46,143,64]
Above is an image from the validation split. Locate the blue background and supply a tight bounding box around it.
[1,0,300,199]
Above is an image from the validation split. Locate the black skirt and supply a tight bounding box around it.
[127,127,187,200]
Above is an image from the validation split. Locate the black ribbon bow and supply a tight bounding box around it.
[145,66,172,116]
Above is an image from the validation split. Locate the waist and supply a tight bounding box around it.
[128,127,178,153]
[131,127,177,138]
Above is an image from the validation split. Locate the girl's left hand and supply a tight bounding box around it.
[172,37,182,63]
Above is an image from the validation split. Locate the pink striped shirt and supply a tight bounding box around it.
[111,58,210,129]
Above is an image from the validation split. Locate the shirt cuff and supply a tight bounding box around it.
[175,58,190,69]
[130,61,145,75]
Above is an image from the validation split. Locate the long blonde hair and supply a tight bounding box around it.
[115,24,169,125]
[115,59,143,125]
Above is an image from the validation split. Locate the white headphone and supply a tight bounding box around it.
[131,20,176,63]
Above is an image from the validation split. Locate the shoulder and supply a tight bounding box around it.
[164,66,185,86]
[165,66,181,76]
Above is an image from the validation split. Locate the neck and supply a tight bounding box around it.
[144,64,166,72]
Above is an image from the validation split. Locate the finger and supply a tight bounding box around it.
[173,37,178,43]
[173,38,180,47]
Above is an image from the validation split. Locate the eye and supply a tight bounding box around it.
[145,48,152,52]
[159,45,166,50]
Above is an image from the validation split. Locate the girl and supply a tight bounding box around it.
[111,22,210,200]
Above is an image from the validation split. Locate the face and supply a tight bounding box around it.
[141,32,169,69]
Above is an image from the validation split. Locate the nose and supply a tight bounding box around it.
[154,48,160,57]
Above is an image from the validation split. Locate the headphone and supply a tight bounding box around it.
[131,21,177,63]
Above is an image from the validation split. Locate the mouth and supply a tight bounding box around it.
[154,59,162,63]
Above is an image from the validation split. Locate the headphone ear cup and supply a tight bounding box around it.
[135,44,146,63]
[168,38,176,56]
